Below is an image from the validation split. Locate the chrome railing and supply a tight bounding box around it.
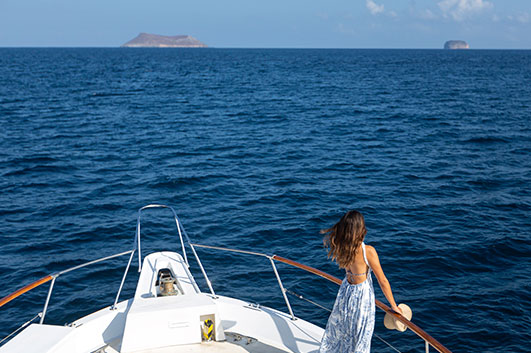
[188,244,297,320]
[134,204,216,297]
[0,250,135,325]
[136,204,188,269]
[0,204,215,323]
[0,204,452,353]
[191,243,452,353]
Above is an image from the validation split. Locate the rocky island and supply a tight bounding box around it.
[121,33,207,48]
[444,40,469,49]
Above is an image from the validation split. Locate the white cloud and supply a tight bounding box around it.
[516,12,530,24]
[492,12,529,24]
[438,0,493,21]
[366,0,384,15]
[419,9,437,20]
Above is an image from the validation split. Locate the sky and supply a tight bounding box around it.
[0,0,530,48]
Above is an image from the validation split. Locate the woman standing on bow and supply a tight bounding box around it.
[319,210,401,353]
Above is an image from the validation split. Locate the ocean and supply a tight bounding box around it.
[0,48,529,352]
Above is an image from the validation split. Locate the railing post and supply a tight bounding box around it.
[189,244,217,298]
[269,257,296,320]
[174,217,188,267]
[135,205,189,270]
[112,250,135,310]
[426,341,430,353]
[40,276,56,324]
[137,216,142,272]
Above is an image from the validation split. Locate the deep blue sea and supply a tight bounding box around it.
[0,48,530,352]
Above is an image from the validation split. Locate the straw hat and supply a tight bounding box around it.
[384,304,412,332]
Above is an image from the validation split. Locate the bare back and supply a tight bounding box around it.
[343,242,370,284]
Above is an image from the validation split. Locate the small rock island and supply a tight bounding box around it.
[121,33,207,48]
[444,40,469,49]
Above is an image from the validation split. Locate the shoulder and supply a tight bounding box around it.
[365,245,378,258]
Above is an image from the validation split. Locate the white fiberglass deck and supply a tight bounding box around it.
[99,333,295,353]
[0,204,452,353]
[0,252,323,353]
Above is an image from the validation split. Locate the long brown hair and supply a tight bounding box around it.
[322,210,367,268]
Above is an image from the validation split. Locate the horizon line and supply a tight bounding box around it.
[0,46,530,50]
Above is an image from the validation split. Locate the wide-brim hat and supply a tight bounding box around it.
[384,304,412,332]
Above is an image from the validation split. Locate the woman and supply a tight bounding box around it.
[319,210,401,353]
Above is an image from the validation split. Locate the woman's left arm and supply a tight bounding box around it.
[366,245,401,313]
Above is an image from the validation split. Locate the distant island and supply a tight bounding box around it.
[444,40,469,49]
[121,33,207,48]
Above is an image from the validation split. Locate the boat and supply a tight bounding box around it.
[0,204,452,353]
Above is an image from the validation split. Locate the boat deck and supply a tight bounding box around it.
[99,333,290,353]
[0,204,452,353]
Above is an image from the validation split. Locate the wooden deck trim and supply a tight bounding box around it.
[0,275,53,308]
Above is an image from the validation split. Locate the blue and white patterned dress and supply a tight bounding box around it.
[319,243,375,353]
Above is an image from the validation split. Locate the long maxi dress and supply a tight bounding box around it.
[319,242,376,353]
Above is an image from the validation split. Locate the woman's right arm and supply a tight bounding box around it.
[366,245,401,313]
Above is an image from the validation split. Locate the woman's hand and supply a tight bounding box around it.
[391,305,402,315]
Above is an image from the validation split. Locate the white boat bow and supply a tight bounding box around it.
[0,204,452,353]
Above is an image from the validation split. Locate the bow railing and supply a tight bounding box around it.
[0,250,135,324]
[0,205,452,353]
[191,243,452,353]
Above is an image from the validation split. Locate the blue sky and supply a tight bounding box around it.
[0,0,530,48]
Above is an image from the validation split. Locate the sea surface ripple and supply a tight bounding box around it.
[0,48,530,352]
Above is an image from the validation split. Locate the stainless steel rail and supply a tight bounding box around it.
[44,250,136,322]
[189,243,296,320]
[136,204,188,269]
[1,205,451,353]
[0,313,42,346]
[133,204,217,297]
[0,204,213,322]
[0,249,135,324]
[191,243,452,353]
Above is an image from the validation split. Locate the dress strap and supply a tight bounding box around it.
[361,242,370,268]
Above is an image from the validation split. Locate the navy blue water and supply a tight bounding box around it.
[0,49,530,352]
